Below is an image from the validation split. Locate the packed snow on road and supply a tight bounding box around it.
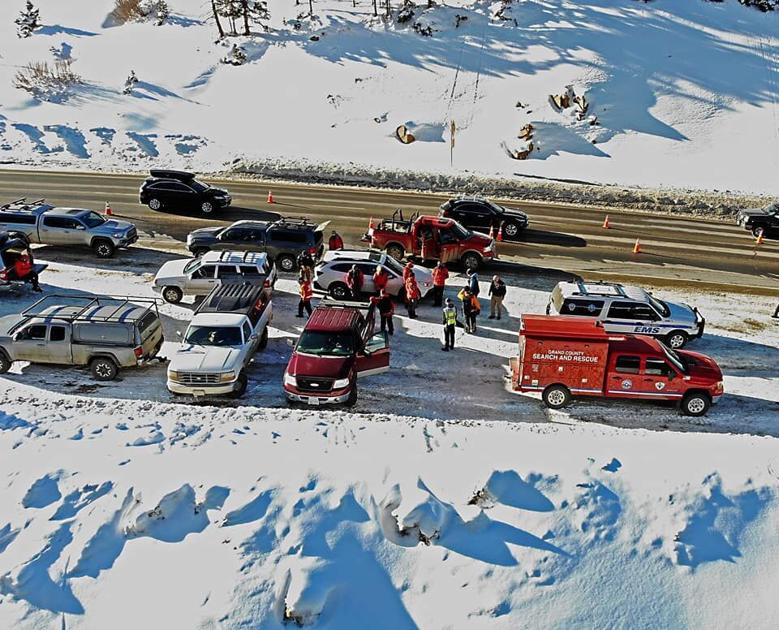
[0,0,778,194]
[0,249,777,628]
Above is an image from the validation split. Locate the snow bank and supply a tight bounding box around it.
[1,0,778,197]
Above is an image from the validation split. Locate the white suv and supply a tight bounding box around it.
[152,251,276,304]
[547,281,704,349]
[313,250,433,299]
[167,283,272,397]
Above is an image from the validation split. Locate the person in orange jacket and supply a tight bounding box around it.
[373,265,388,295]
[297,273,313,317]
[402,261,414,281]
[431,261,449,307]
[404,271,421,319]
[14,253,41,292]
[328,230,344,251]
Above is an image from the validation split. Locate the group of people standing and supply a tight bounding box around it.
[300,229,511,350]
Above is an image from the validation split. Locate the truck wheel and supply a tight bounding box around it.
[344,382,358,407]
[148,198,162,211]
[665,331,688,349]
[93,239,116,258]
[386,244,404,262]
[542,384,571,410]
[230,372,248,398]
[461,252,481,271]
[201,201,214,215]
[162,286,183,304]
[329,282,349,300]
[752,226,765,238]
[258,327,269,350]
[277,254,296,272]
[681,392,710,417]
[90,357,118,381]
[0,352,12,374]
[502,220,521,239]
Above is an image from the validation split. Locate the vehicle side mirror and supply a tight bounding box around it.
[12,332,21,341]
[667,371,676,381]
[176,330,182,337]
[250,334,259,341]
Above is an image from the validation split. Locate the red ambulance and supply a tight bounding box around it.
[511,315,724,416]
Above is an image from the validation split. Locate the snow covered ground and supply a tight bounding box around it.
[1,0,778,194]
[0,246,778,627]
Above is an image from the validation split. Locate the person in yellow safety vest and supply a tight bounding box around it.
[442,298,458,351]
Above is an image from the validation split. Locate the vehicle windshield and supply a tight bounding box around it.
[450,221,470,239]
[190,179,210,193]
[81,212,107,228]
[764,202,779,214]
[660,343,688,373]
[646,294,671,318]
[297,331,354,357]
[183,258,201,273]
[383,256,404,275]
[184,326,242,346]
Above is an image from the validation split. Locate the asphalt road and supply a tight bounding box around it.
[1,168,778,294]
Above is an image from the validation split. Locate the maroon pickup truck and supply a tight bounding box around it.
[362,211,497,270]
[283,301,390,407]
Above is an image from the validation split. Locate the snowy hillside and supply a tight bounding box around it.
[0,252,778,628]
[0,0,778,194]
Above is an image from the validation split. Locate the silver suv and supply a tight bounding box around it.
[0,295,163,380]
[547,281,704,349]
[0,199,138,258]
[313,250,433,299]
[152,251,277,304]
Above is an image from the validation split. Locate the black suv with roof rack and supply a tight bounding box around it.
[186,217,327,272]
[139,169,231,215]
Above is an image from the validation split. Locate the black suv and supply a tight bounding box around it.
[736,202,779,238]
[139,169,231,215]
[439,196,529,240]
[186,217,326,272]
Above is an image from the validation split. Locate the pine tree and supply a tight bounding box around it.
[243,1,270,34]
[15,1,40,38]
[215,0,244,35]
[123,70,138,95]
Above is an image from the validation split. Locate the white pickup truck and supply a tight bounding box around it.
[166,283,272,397]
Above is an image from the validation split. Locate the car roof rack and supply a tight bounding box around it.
[195,283,265,316]
[217,250,264,264]
[572,280,626,298]
[21,294,160,323]
[270,216,314,228]
[149,169,194,181]
[0,198,48,212]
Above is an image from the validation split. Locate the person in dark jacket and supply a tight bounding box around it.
[467,269,480,296]
[346,264,364,299]
[328,230,344,251]
[297,251,314,282]
[372,289,395,335]
[441,298,457,351]
[488,275,506,320]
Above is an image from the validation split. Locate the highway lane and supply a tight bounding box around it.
[1,168,777,294]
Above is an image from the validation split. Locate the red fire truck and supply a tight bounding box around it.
[511,315,723,416]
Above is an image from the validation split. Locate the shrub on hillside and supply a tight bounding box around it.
[112,0,169,25]
[13,60,82,102]
[15,1,40,38]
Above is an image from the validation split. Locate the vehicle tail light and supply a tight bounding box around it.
[134,346,143,359]
[308,246,317,255]
[263,279,271,288]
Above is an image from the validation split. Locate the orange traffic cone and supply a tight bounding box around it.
[632,238,641,254]
[368,217,375,230]
[104,201,113,216]
[496,223,504,242]
[756,229,765,245]
[602,215,610,229]
[267,191,275,204]
[488,224,495,239]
